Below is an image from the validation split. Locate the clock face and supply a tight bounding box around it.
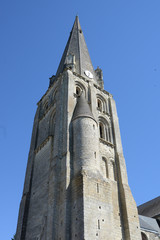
[84,70,93,79]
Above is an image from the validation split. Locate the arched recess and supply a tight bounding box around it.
[75,81,86,97]
[75,86,81,96]
[99,122,105,139]
[52,87,58,103]
[97,98,103,112]
[96,94,108,113]
[98,117,113,143]
[109,159,116,181]
[141,232,148,240]
[101,157,108,178]
[49,111,56,136]
[43,99,49,112]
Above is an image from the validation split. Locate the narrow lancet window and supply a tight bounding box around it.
[97,99,102,112]
[102,157,108,178]
[99,122,105,139]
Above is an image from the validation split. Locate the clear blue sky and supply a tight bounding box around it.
[0,1,160,239]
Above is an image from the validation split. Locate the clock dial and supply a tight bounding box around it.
[84,70,93,79]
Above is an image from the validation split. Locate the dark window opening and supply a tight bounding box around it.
[97,99,102,111]
[141,232,148,240]
[99,124,103,139]
[76,87,81,96]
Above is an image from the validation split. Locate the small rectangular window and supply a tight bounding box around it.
[98,219,100,229]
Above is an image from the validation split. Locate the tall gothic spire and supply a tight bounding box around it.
[56,16,96,80]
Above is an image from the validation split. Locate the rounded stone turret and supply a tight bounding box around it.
[72,93,100,176]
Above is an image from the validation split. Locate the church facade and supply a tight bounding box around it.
[15,17,160,240]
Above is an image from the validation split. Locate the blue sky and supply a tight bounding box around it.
[0,1,160,239]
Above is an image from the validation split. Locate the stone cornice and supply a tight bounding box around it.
[72,70,89,83]
[97,107,111,117]
[99,138,115,148]
[36,68,112,107]
[94,83,112,97]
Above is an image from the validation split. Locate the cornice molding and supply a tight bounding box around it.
[99,138,114,148]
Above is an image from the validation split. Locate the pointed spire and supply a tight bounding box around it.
[56,16,96,80]
[72,92,96,122]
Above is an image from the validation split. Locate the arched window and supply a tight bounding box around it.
[109,160,116,181]
[99,122,105,139]
[99,118,113,144]
[97,98,102,112]
[76,86,81,96]
[141,232,148,240]
[96,94,109,113]
[75,82,86,98]
[102,157,108,178]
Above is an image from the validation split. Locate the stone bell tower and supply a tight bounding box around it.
[15,16,141,240]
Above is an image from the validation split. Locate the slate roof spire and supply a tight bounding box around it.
[72,92,96,122]
[56,16,96,80]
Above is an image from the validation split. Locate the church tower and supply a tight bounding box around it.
[15,17,141,240]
